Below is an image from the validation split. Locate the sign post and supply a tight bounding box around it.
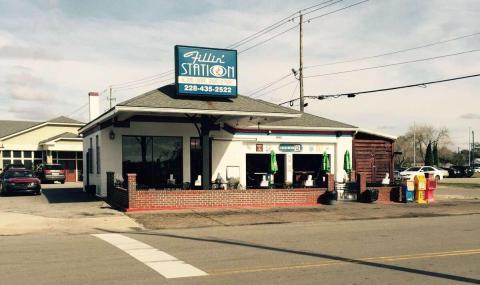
[175,45,237,98]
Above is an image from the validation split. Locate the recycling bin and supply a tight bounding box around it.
[401,179,414,202]
[425,178,437,203]
[414,175,426,204]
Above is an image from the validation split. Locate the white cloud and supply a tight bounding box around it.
[0,0,479,147]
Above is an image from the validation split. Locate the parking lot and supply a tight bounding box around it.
[0,182,142,235]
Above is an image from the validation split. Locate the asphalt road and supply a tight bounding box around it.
[1,214,478,285]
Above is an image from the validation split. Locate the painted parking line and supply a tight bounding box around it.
[92,233,207,279]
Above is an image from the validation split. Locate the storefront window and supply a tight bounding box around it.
[34,151,43,159]
[13,151,21,158]
[58,151,76,159]
[24,151,32,158]
[2,160,11,168]
[2,151,11,158]
[122,136,182,189]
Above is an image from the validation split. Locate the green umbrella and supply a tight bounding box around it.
[343,150,352,173]
[270,150,278,174]
[322,151,331,173]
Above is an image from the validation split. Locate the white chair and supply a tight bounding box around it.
[194,175,202,187]
[305,175,313,187]
[167,174,176,185]
[260,175,269,187]
[382,173,390,185]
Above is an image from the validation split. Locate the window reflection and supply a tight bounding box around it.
[122,136,182,188]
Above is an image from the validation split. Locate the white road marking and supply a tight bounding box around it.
[92,233,208,279]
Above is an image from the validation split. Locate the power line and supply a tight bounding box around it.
[279,73,480,106]
[239,0,368,54]
[304,0,369,22]
[305,31,480,69]
[304,49,480,78]
[228,0,342,49]
[252,80,298,99]
[247,72,293,96]
[110,69,174,88]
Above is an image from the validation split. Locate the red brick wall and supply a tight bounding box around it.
[373,186,400,202]
[126,188,327,211]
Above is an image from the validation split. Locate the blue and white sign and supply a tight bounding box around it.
[175,45,237,98]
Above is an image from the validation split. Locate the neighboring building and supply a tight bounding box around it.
[0,116,85,182]
[80,85,366,197]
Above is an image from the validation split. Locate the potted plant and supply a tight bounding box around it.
[362,188,379,203]
[321,189,338,205]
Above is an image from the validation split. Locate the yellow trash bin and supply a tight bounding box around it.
[414,175,427,204]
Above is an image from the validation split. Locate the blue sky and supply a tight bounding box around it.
[0,0,479,148]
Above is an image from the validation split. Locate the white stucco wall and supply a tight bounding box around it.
[83,121,353,197]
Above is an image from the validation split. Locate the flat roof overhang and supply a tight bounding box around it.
[79,105,301,135]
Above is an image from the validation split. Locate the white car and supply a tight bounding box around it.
[400,166,444,181]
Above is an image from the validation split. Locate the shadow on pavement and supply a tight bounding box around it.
[42,187,101,204]
[116,230,480,284]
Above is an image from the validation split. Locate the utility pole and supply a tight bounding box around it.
[468,127,471,167]
[299,13,305,112]
[472,130,475,166]
[413,121,416,166]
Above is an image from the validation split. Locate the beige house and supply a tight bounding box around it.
[0,116,85,182]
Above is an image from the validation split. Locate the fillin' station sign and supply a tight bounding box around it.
[175,45,237,98]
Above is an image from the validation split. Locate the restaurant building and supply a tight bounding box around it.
[79,46,396,210]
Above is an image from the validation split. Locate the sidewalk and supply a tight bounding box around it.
[128,199,480,230]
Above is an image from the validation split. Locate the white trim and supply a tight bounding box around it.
[116,105,300,118]
[0,122,84,140]
[239,125,358,132]
[79,106,300,134]
[78,108,117,134]
[39,137,83,146]
[357,128,397,140]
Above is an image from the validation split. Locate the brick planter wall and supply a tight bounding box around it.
[106,173,331,211]
[127,188,328,211]
[371,186,401,202]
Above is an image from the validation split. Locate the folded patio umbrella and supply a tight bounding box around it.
[344,150,352,173]
[323,151,331,173]
[270,150,278,174]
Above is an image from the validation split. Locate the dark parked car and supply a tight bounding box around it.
[448,166,474,178]
[35,163,65,184]
[0,169,41,196]
[3,163,26,172]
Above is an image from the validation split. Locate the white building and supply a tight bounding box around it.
[0,116,84,182]
[80,85,357,197]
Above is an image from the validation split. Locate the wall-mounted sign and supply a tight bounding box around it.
[256,144,264,152]
[279,144,303,152]
[175,45,237,98]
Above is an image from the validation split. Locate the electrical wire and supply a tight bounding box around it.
[252,80,298,99]
[247,72,293,96]
[305,32,480,69]
[304,49,480,78]
[278,73,480,106]
[227,0,341,49]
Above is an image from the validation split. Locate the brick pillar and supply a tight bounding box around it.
[127,173,137,209]
[357,173,366,201]
[349,170,356,182]
[326,173,335,192]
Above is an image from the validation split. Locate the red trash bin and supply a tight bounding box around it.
[425,178,437,203]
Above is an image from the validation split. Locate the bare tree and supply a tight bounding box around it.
[395,124,451,167]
